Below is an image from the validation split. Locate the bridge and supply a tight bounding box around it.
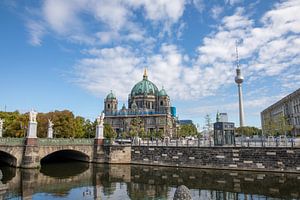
[0,137,131,168]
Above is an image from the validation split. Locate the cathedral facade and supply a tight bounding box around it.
[103,70,177,137]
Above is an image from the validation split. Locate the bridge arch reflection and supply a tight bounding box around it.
[0,151,17,167]
[41,150,90,164]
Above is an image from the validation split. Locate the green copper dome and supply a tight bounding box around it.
[106,91,116,99]
[158,88,168,96]
[131,70,158,96]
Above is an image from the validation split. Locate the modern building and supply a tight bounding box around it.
[103,69,177,137]
[213,112,235,145]
[261,88,300,136]
[216,112,228,123]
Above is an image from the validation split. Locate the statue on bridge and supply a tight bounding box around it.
[96,112,105,140]
[97,112,105,126]
[29,110,37,123]
[27,109,38,139]
[47,119,54,138]
[48,119,54,128]
[0,118,3,130]
[0,118,3,137]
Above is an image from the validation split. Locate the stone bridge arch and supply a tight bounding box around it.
[39,145,94,165]
[0,150,17,167]
[0,146,24,167]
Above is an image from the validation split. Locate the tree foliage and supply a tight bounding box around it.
[235,126,262,136]
[0,110,95,138]
[104,123,117,139]
[263,115,293,136]
[178,124,198,138]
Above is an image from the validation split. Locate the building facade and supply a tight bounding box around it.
[213,112,235,145]
[261,88,300,136]
[103,70,177,137]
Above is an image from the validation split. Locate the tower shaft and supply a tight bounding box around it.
[237,83,245,127]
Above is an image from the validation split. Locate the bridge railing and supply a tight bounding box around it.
[38,138,94,146]
[128,138,300,148]
[0,137,25,146]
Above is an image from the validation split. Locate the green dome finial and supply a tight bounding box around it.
[106,90,116,99]
[143,68,148,80]
[158,87,168,96]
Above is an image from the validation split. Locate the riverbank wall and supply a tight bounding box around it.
[131,146,300,173]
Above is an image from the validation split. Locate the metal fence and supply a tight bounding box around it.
[0,137,25,146]
[127,137,300,148]
[38,138,94,146]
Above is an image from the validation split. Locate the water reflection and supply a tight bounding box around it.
[0,162,299,199]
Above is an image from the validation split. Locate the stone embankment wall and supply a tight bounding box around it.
[131,146,300,173]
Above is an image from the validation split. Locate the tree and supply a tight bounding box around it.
[263,118,277,136]
[104,123,117,139]
[204,114,213,137]
[0,110,98,138]
[277,115,293,136]
[153,129,163,139]
[129,117,145,138]
[235,126,262,136]
[178,124,197,138]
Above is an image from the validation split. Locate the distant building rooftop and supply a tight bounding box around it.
[179,120,193,125]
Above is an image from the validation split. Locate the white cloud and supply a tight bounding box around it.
[74,46,143,100]
[211,5,223,20]
[225,0,242,6]
[26,0,188,45]
[197,0,300,86]
[192,0,205,13]
[26,20,45,46]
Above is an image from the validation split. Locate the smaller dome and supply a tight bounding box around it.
[158,88,168,97]
[106,91,116,99]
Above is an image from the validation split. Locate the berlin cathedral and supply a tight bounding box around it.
[103,69,178,137]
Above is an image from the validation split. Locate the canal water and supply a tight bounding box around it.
[0,162,299,200]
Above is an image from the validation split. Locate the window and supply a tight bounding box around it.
[160,101,163,106]
[107,104,110,109]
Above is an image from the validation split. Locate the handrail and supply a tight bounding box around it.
[38,138,94,146]
[0,137,25,145]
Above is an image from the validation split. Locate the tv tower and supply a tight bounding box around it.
[234,42,245,127]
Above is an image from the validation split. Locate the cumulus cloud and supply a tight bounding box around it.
[26,20,45,46]
[211,5,223,20]
[197,0,300,84]
[72,0,300,104]
[25,0,188,45]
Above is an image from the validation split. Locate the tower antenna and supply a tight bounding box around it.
[235,40,240,69]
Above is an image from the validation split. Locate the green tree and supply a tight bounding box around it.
[235,126,262,136]
[129,117,145,138]
[178,124,198,138]
[104,123,117,139]
[276,115,293,136]
[153,129,163,139]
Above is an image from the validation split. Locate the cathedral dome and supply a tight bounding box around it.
[131,69,158,97]
[158,87,168,97]
[106,91,116,99]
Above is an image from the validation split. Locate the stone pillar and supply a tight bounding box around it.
[27,121,37,138]
[47,127,53,138]
[21,110,40,168]
[21,169,38,199]
[93,113,105,163]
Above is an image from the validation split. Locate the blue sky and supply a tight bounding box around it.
[0,0,300,129]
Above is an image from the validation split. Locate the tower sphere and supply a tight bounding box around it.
[235,69,244,84]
